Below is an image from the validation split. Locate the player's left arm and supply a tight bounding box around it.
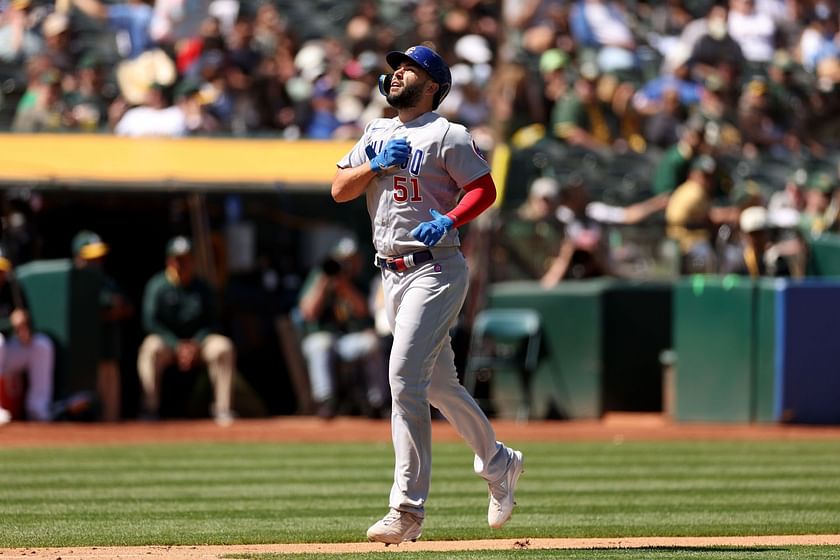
[411,125,496,246]
[445,173,496,227]
[410,174,496,246]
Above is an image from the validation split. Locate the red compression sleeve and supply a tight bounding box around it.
[445,174,497,227]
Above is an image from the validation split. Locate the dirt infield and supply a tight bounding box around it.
[3,414,840,448]
[2,535,840,559]
[2,415,840,559]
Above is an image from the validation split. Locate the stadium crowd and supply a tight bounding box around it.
[1,0,838,265]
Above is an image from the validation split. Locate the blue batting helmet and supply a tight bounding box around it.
[381,45,452,109]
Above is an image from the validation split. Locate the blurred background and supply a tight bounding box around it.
[0,0,839,425]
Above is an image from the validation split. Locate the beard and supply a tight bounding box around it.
[386,81,425,109]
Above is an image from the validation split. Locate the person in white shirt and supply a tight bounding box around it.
[727,0,778,64]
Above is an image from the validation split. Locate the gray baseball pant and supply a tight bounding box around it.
[382,249,512,517]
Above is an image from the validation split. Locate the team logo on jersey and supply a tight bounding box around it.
[472,139,487,161]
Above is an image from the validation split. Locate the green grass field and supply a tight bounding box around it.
[1,439,839,558]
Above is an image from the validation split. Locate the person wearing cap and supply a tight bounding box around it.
[665,154,740,272]
[136,236,236,425]
[0,249,55,422]
[113,82,195,137]
[800,170,838,236]
[297,235,388,420]
[550,61,620,151]
[492,176,566,282]
[72,230,133,421]
[65,52,110,131]
[721,205,798,277]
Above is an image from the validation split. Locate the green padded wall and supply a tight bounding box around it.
[807,233,840,277]
[488,280,605,419]
[673,275,755,422]
[15,259,101,401]
[486,279,672,419]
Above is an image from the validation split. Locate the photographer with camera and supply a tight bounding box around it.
[297,236,388,419]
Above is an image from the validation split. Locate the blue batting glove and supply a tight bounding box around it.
[369,138,411,173]
[411,209,454,247]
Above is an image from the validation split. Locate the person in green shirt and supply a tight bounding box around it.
[72,230,134,422]
[651,115,706,195]
[136,236,235,425]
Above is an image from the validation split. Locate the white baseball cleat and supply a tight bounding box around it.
[0,407,10,426]
[366,508,423,545]
[487,449,524,528]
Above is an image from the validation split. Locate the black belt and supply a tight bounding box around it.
[375,250,434,272]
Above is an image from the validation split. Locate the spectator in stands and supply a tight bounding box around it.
[721,205,800,277]
[70,0,154,60]
[633,44,702,120]
[736,76,790,157]
[0,0,43,64]
[689,4,746,85]
[765,50,812,144]
[12,65,66,131]
[799,170,837,236]
[137,235,236,425]
[642,87,687,148]
[39,12,75,72]
[297,236,388,419]
[665,154,740,273]
[0,248,54,422]
[570,0,638,75]
[72,230,134,422]
[493,176,566,282]
[551,61,619,151]
[651,114,707,195]
[305,77,341,139]
[63,52,111,131]
[696,73,743,154]
[541,173,669,286]
[113,79,210,136]
[798,4,839,72]
[538,48,570,120]
[727,0,779,68]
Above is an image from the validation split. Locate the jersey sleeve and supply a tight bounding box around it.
[440,124,491,188]
[336,119,382,169]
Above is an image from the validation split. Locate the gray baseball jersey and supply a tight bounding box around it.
[337,111,515,520]
[337,112,490,257]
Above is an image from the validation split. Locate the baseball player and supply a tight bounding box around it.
[332,45,524,545]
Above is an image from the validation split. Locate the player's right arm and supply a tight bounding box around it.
[331,165,378,203]
[333,137,411,203]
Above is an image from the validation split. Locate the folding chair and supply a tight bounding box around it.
[464,308,542,421]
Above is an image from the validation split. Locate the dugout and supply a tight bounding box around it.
[0,134,377,419]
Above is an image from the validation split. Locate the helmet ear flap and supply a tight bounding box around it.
[378,74,393,97]
[433,82,451,109]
